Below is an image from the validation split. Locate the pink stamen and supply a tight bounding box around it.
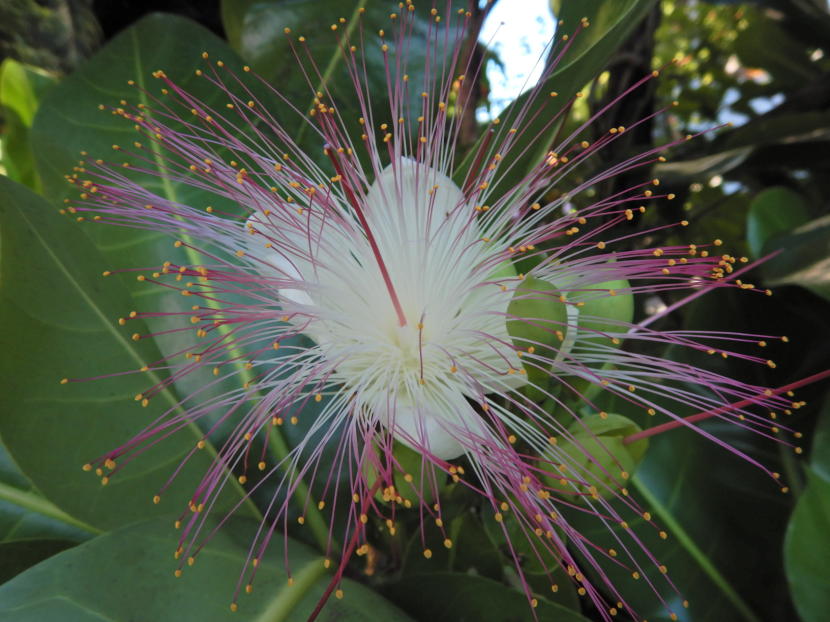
[325,146,408,327]
[624,368,830,445]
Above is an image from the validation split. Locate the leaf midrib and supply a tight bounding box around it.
[128,29,330,549]
[0,481,100,536]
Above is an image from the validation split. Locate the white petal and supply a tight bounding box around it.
[380,391,489,460]
[364,158,469,244]
[243,213,314,307]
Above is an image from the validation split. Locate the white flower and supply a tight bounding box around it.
[247,158,524,459]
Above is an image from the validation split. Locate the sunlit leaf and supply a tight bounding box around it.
[0,59,56,190]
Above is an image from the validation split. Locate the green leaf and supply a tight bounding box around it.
[384,572,591,622]
[29,15,260,389]
[654,147,752,185]
[784,396,830,622]
[457,0,658,192]
[584,363,793,622]
[565,425,770,621]
[761,214,830,301]
[0,517,414,621]
[0,175,250,531]
[26,12,324,435]
[547,414,648,500]
[0,440,91,583]
[0,441,96,544]
[0,59,49,128]
[507,276,569,394]
[28,13,333,547]
[29,15,255,337]
[784,472,830,622]
[746,186,809,260]
[580,286,800,621]
[0,58,57,190]
[222,0,433,161]
[0,539,76,585]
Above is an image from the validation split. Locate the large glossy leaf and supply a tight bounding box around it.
[27,12,327,438]
[0,517,413,621]
[30,12,261,210]
[30,14,256,379]
[457,0,658,192]
[0,539,77,585]
[563,422,773,622]
[28,13,336,546]
[0,441,94,545]
[761,214,830,301]
[384,572,590,622]
[0,441,91,584]
[574,288,803,622]
[631,429,775,622]
[0,175,250,531]
[29,15,254,415]
[746,186,809,260]
[223,0,436,165]
[784,398,830,622]
[784,472,830,622]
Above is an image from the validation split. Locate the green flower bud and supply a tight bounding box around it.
[566,277,633,399]
[506,276,572,400]
[490,258,518,281]
[574,277,634,338]
[545,413,648,501]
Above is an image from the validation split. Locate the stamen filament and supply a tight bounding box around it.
[624,368,830,445]
[326,147,408,327]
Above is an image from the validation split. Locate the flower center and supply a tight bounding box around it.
[388,324,422,371]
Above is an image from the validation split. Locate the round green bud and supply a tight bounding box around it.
[564,276,633,399]
[545,413,648,501]
[490,258,518,281]
[506,276,572,399]
[574,277,634,338]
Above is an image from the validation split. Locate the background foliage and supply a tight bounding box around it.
[0,0,828,620]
